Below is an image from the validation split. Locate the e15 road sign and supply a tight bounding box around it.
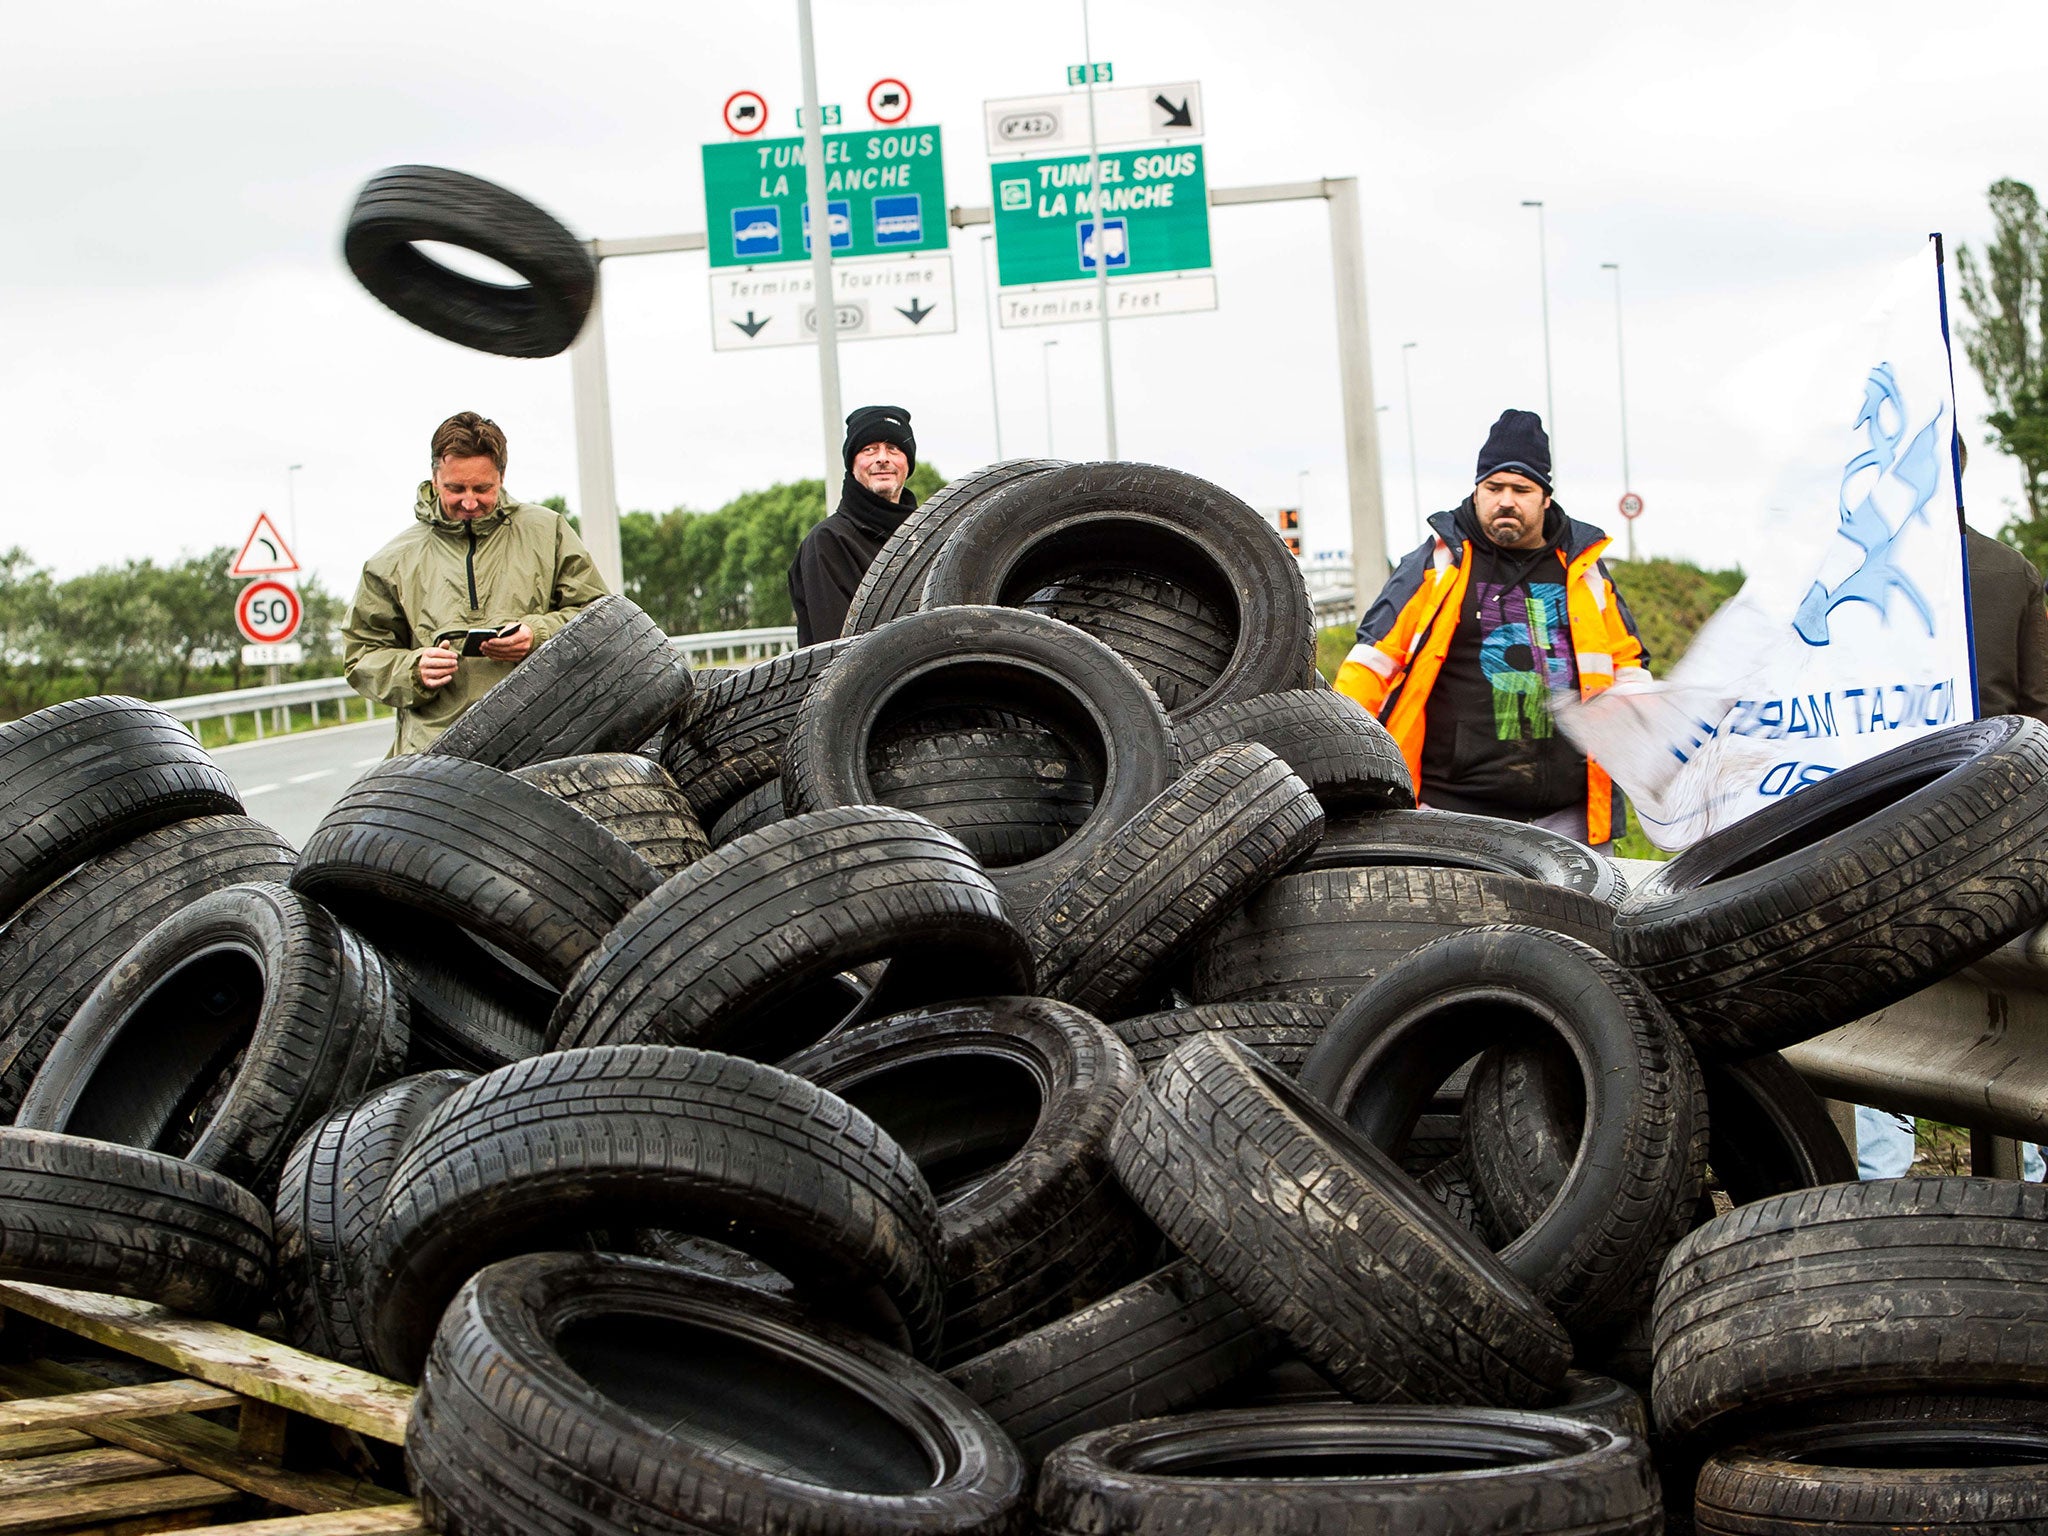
[989,145,1209,288]
[703,127,948,268]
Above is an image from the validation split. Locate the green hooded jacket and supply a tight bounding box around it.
[342,482,610,755]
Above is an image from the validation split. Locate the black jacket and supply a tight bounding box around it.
[787,476,919,646]
[1966,527,2048,723]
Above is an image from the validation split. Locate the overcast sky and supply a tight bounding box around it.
[4,1,2043,598]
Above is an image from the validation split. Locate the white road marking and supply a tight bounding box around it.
[287,770,334,784]
[243,783,280,796]
[353,757,386,767]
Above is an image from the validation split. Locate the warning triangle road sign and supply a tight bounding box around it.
[228,513,300,577]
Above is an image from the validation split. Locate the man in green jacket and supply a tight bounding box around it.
[343,411,609,755]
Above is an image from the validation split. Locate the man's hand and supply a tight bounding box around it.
[418,643,459,690]
[479,623,534,663]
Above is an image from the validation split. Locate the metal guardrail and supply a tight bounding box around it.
[1312,589,1358,629]
[157,678,370,742]
[152,629,806,742]
[673,627,799,665]
[1615,858,2047,1171]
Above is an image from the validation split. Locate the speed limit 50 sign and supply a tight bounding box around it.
[236,579,302,645]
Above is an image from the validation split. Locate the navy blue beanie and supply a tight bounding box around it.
[1474,409,1552,491]
[844,405,916,474]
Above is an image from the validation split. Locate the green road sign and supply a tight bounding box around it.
[989,144,1209,287]
[1066,61,1113,85]
[703,126,947,269]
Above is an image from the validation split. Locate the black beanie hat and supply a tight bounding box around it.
[1474,409,1552,491]
[843,405,916,474]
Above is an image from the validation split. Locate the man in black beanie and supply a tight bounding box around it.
[787,405,919,645]
[1333,409,1649,849]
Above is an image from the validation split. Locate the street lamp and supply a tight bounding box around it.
[1600,262,1635,561]
[980,235,1004,460]
[1520,201,1555,449]
[1400,342,1422,550]
[1041,340,1060,457]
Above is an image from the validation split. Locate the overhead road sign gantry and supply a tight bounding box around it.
[703,126,949,267]
[988,145,1214,327]
[710,252,955,351]
[984,82,1203,156]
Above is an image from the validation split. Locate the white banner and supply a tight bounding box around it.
[1555,240,1972,849]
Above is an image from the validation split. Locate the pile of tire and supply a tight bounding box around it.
[3,468,2048,1535]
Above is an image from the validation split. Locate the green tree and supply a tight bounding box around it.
[617,463,945,634]
[145,549,242,694]
[1604,558,1745,671]
[1957,179,2048,565]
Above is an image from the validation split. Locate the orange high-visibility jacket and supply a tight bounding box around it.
[1333,505,1649,843]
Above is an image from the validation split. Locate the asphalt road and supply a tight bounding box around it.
[213,715,395,847]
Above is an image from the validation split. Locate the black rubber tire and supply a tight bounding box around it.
[661,639,855,823]
[549,806,1031,1059]
[1308,808,1628,903]
[372,922,552,1070]
[0,1129,271,1320]
[1198,1361,1646,1436]
[512,753,711,878]
[364,1044,947,1380]
[409,1252,1027,1536]
[785,997,1151,1364]
[1702,1053,1857,1205]
[1554,1372,1651,1441]
[920,462,1315,719]
[946,1261,1279,1471]
[0,696,242,924]
[867,705,1098,868]
[1024,744,1325,1021]
[342,164,596,358]
[1111,1001,1332,1078]
[842,458,1069,636]
[428,597,694,771]
[1694,1418,2048,1536]
[0,816,296,1120]
[1615,717,2048,1056]
[15,883,409,1200]
[1299,926,1708,1341]
[707,779,787,848]
[1109,1032,1571,1406]
[782,606,1179,917]
[1035,1405,1658,1536]
[273,1070,473,1367]
[1190,866,1617,1009]
[1653,1178,2048,1445]
[293,755,661,989]
[1177,691,1414,814]
[1019,569,1240,717]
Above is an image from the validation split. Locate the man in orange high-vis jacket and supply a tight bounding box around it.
[1333,409,1649,849]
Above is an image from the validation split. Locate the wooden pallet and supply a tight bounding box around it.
[0,1281,421,1534]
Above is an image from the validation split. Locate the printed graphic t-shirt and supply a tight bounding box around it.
[1419,513,1589,818]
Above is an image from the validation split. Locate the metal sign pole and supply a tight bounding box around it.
[795,0,843,512]
[569,267,625,591]
[1080,0,1118,459]
[980,233,1006,459]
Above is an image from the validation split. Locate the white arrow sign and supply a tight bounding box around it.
[984,81,1202,157]
[709,254,956,351]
